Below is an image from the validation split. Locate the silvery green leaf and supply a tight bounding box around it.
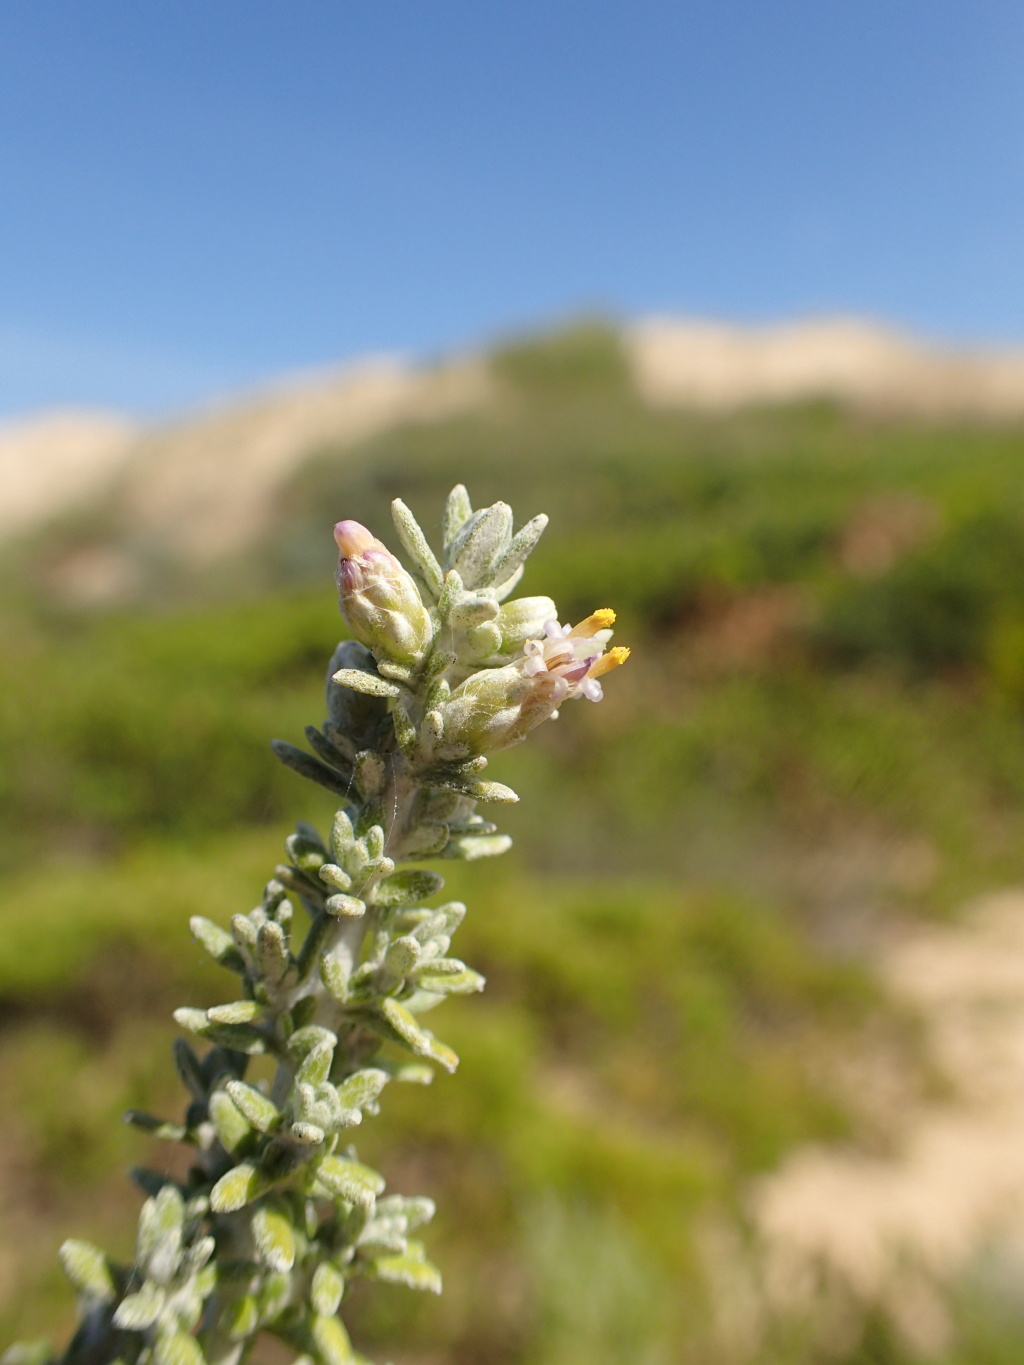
[363,823,385,860]
[415,967,485,995]
[374,869,445,908]
[384,935,421,975]
[464,779,519,804]
[210,1162,269,1212]
[368,1245,442,1294]
[389,698,418,756]
[376,1194,436,1229]
[320,951,348,1001]
[311,1260,346,1317]
[436,568,465,623]
[356,1215,407,1256]
[410,956,464,976]
[225,1080,279,1133]
[230,913,258,950]
[330,809,355,853]
[206,1000,260,1025]
[325,893,365,918]
[296,1041,334,1087]
[313,1155,385,1204]
[357,998,459,1073]
[189,916,245,971]
[113,1281,165,1329]
[290,1121,325,1145]
[311,1314,354,1365]
[208,1090,251,1153]
[450,503,513,587]
[185,1236,215,1272]
[391,498,444,600]
[263,874,290,908]
[153,1333,205,1365]
[288,1025,337,1057]
[442,483,473,554]
[58,1240,115,1301]
[138,1185,183,1284]
[336,1068,389,1112]
[329,669,400,699]
[480,511,549,588]
[442,833,513,860]
[353,750,386,800]
[286,828,328,871]
[256,920,289,982]
[252,1203,296,1272]
[173,1008,210,1037]
[319,862,352,892]
[174,1010,266,1054]
[436,901,466,932]
[271,740,355,797]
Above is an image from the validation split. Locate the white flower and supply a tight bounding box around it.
[520,610,628,703]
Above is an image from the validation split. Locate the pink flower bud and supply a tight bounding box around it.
[333,520,434,665]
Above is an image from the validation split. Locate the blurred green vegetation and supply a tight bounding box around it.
[6,323,1024,1360]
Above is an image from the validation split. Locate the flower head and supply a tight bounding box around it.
[439,608,630,758]
[520,609,630,704]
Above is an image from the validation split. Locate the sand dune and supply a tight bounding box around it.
[0,411,138,537]
[628,317,1024,417]
[116,355,492,562]
[7,318,1024,564]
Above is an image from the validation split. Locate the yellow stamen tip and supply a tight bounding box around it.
[588,645,630,678]
[570,608,617,638]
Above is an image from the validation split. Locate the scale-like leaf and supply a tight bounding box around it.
[252,1204,295,1273]
[208,1090,251,1153]
[311,1314,354,1365]
[112,1282,164,1329]
[210,1163,268,1213]
[224,1080,279,1133]
[314,1156,385,1205]
[58,1241,115,1302]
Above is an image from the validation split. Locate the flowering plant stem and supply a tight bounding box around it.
[6,486,626,1365]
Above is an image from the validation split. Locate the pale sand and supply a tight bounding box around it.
[628,317,1024,417]
[0,411,138,536]
[752,889,1024,1342]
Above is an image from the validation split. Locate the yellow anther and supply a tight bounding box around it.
[588,646,630,677]
[569,608,616,638]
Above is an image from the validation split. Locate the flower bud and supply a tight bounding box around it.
[441,665,564,755]
[334,520,434,665]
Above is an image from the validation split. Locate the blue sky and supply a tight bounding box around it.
[1,1,1022,416]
